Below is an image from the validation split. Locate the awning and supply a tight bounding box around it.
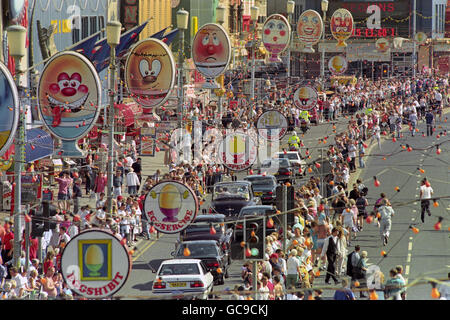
[25,128,53,163]
[116,103,141,127]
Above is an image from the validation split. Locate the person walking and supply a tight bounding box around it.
[321,227,340,285]
[409,110,418,137]
[55,171,73,212]
[419,178,433,223]
[425,109,434,136]
[354,250,369,298]
[378,199,395,246]
[286,249,301,289]
[72,178,82,214]
[113,170,123,198]
[126,168,140,196]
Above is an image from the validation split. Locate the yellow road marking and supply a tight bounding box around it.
[132,236,163,262]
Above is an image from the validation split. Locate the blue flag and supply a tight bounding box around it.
[71,33,100,57]
[161,28,179,46]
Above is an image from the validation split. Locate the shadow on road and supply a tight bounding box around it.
[132,259,166,272]
[132,281,154,292]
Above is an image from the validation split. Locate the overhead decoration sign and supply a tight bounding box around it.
[61,229,131,299]
[218,132,257,171]
[192,23,231,89]
[415,32,427,45]
[139,127,156,157]
[375,38,390,52]
[37,51,101,157]
[328,55,348,75]
[293,86,318,111]
[330,8,354,47]
[296,10,323,53]
[0,61,19,157]
[262,14,291,62]
[144,181,198,234]
[125,38,175,109]
[256,110,288,141]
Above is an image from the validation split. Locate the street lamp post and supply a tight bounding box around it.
[286,1,295,85]
[250,6,259,117]
[106,20,121,216]
[216,5,226,126]
[412,0,416,77]
[320,0,329,82]
[177,9,189,129]
[7,25,27,269]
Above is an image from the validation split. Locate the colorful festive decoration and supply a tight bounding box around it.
[296,10,323,53]
[262,14,291,62]
[330,8,354,47]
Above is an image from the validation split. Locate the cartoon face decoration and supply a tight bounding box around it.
[125,39,175,108]
[296,10,323,53]
[330,8,354,48]
[0,61,19,157]
[293,86,318,111]
[38,51,101,156]
[375,38,390,53]
[262,14,291,62]
[192,23,231,88]
[328,55,348,75]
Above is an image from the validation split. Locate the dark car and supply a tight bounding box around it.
[233,205,281,241]
[244,175,277,204]
[259,158,293,183]
[172,240,230,285]
[180,214,233,265]
[210,181,261,221]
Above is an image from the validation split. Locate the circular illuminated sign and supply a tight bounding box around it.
[144,181,198,234]
[0,61,19,157]
[61,229,131,299]
[293,86,318,111]
[125,38,175,109]
[218,132,258,171]
[192,23,231,88]
[330,8,354,48]
[328,55,348,75]
[296,10,323,53]
[37,51,101,156]
[256,110,288,141]
[262,14,291,62]
[375,38,390,52]
[415,32,427,45]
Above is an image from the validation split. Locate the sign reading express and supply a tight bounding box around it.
[61,229,131,299]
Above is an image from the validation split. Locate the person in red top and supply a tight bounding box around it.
[1,222,14,265]
[21,232,39,261]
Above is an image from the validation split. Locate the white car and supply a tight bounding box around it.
[275,151,307,175]
[152,259,214,300]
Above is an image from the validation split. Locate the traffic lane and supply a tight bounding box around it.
[355,120,449,298]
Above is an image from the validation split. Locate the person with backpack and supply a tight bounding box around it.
[346,245,361,285]
[353,250,369,298]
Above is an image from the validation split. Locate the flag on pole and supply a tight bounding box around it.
[70,33,100,57]
[161,28,179,45]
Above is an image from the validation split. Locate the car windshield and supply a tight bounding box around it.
[240,208,274,217]
[278,153,299,160]
[213,184,250,200]
[261,159,290,168]
[159,263,200,276]
[176,243,219,258]
[185,222,223,234]
[245,177,276,186]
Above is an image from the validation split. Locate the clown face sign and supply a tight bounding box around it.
[262,14,291,62]
[38,51,101,157]
[330,8,354,48]
[192,23,231,89]
[296,10,323,53]
[125,38,175,108]
[0,61,19,157]
[293,86,318,111]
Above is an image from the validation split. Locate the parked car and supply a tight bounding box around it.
[259,158,293,183]
[152,259,214,300]
[172,240,230,285]
[243,175,277,204]
[180,214,233,265]
[233,205,281,241]
[274,151,307,176]
[210,181,261,221]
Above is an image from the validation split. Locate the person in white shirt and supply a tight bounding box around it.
[320,228,340,284]
[378,199,395,246]
[10,267,27,298]
[419,178,434,223]
[126,168,140,195]
[370,124,382,151]
[286,249,301,289]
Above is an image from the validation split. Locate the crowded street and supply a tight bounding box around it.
[0,0,449,304]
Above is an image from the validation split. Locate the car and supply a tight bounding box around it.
[274,151,307,176]
[180,214,233,265]
[259,158,293,183]
[243,175,277,204]
[233,205,281,241]
[152,259,214,300]
[171,240,230,285]
[210,181,261,221]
